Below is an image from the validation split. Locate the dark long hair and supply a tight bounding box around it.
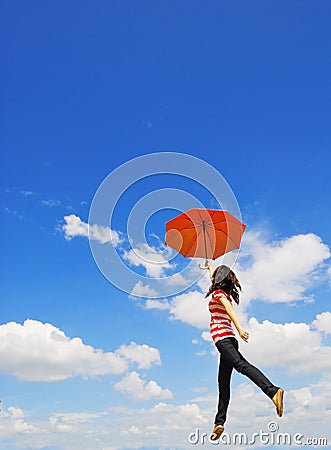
[205,265,241,304]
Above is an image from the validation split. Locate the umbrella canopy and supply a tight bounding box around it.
[165,208,246,260]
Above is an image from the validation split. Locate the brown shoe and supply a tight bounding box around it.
[210,424,224,441]
[272,388,284,417]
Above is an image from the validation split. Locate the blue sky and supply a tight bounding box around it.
[1,1,331,449]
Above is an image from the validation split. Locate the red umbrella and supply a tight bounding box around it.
[165,208,246,261]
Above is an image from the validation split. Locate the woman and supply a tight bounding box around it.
[205,262,284,440]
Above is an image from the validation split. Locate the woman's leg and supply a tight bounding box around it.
[216,337,278,399]
[214,350,233,425]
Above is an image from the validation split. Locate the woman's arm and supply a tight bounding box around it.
[217,297,249,343]
[205,261,214,281]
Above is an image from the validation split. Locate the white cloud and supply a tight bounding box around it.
[41,199,62,207]
[144,299,171,310]
[201,331,212,342]
[113,371,173,401]
[196,269,212,293]
[48,401,208,449]
[20,190,34,197]
[0,320,127,381]
[62,214,122,246]
[169,290,210,329]
[242,315,331,376]
[237,231,330,304]
[2,407,37,434]
[312,311,331,334]
[130,281,158,298]
[122,243,174,277]
[115,342,161,369]
[327,266,331,283]
[164,271,192,287]
[2,379,331,450]
[129,272,196,305]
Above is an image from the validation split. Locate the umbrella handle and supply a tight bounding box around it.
[199,259,209,270]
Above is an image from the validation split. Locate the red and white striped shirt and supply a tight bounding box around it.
[209,289,236,344]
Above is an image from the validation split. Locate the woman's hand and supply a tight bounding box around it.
[239,328,249,343]
[205,261,214,280]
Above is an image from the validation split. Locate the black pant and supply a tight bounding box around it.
[215,337,278,425]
